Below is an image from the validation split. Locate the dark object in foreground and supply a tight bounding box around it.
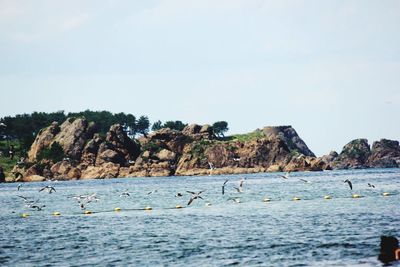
[378,236,400,263]
[0,166,5,183]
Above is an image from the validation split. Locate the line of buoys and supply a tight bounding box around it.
[383,192,391,197]
[175,205,183,209]
[263,198,271,202]
[205,203,212,207]
[352,194,362,198]
[144,206,152,211]
[21,213,29,218]
[114,207,121,212]
[324,195,332,200]
[84,210,93,215]
[292,197,301,201]
[52,212,61,216]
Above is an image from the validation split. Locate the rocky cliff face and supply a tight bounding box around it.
[28,118,95,161]
[263,126,315,157]
[324,138,400,169]
[10,118,400,182]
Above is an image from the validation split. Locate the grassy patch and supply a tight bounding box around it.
[225,130,265,143]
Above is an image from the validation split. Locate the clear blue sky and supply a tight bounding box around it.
[1,0,399,156]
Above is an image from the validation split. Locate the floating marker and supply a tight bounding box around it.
[21,213,29,218]
[324,196,332,200]
[144,207,152,211]
[84,210,92,214]
[263,198,271,202]
[352,194,362,198]
[114,207,121,212]
[175,205,183,209]
[383,192,391,197]
[292,197,301,201]
[205,203,212,207]
[52,212,61,216]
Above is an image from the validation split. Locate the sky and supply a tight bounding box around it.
[0,0,399,156]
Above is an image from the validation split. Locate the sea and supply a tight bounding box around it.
[0,168,399,266]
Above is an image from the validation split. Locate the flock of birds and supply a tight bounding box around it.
[13,171,382,215]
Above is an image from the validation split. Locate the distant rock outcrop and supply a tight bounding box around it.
[367,139,400,168]
[263,126,315,157]
[332,139,371,169]
[323,138,400,169]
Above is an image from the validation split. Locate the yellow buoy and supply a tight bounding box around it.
[144,206,152,211]
[383,192,391,197]
[352,194,362,198]
[21,213,29,218]
[324,195,332,200]
[84,210,92,214]
[263,198,271,202]
[52,212,61,216]
[114,207,121,212]
[175,205,183,209]
[293,197,301,201]
[205,203,212,207]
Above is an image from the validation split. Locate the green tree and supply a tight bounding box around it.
[212,121,229,137]
[136,116,150,137]
[163,120,187,131]
[151,120,163,131]
[37,142,65,163]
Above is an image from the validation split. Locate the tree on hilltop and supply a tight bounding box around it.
[212,121,229,137]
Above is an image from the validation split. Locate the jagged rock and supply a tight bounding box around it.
[80,162,120,179]
[28,118,95,161]
[321,151,339,164]
[263,126,315,157]
[28,122,60,161]
[182,124,214,140]
[142,128,190,154]
[96,148,125,165]
[80,133,103,168]
[367,139,400,168]
[23,175,45,182]
[156,149,176,161]
[266,165,282,172]
[182,124,202,136]
[25,164,42,177]
[50,160,81,180]
[332,139,371,169]
[53,118,94,160]
[94,124,140,166]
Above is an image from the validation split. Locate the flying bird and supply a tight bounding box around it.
[119,191,130,197]
[279,172,291,179]
[39,185,56,194]
[27,203,45,211]
[175,192,183,197]
[368,183,375,188]
[298,178,311,184]
[222,179,229,195]
[344,179,353,190]
[147,190,158,195]
[208,162,214,170]
[234,178,245,193]
[186,191,204,206]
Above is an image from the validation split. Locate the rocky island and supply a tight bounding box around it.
[3,117,400,182]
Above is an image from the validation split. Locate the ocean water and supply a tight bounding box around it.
[0,169,399,267]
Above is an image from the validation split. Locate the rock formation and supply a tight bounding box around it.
[367,139,400,168]
[263,126,315,157]
[7,117,399,183]
[28,118,95,161]
[331,139,371,169]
